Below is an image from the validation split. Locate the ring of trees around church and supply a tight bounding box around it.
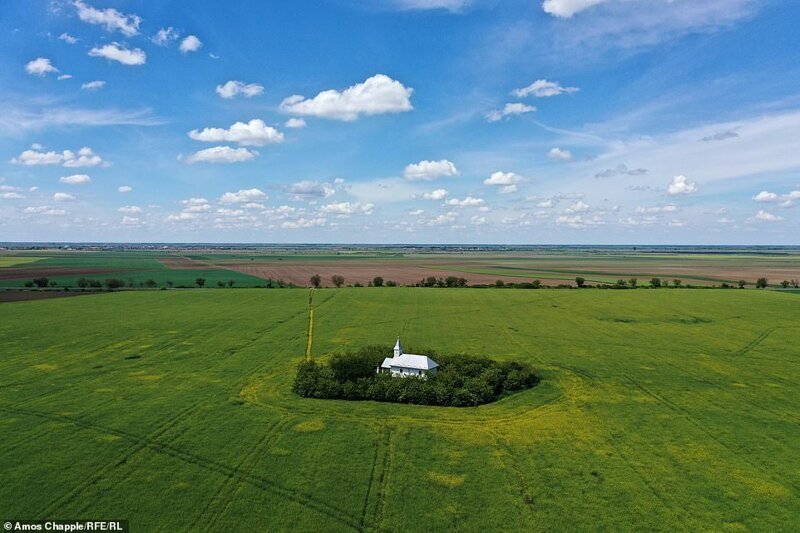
[293,345,539,407]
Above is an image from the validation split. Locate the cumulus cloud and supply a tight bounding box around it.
[179,35,203,54]
[57,74,73,80]
[118,185,132,193]
[280,74,413,121]
[11,146,104,168]
[667,175,697,195]
[1,192,25,199]
[547,147,573,161]
[486,102,536,122]
[24,206,67,216]
[512,79,579,98]
[484,171,523,193]
[635,204,678,214]
[750,209,783,222]
[752,189,800,207]
[88,43,146,66]
[59,32,78,44]
[152,27,179,46]
[565,200,590,213]
[182,146,257,164]
[446,196,485,207]
[118,205,141,214]
[25,57,59,76]
[53,192,76,201]
[284,180,342,199]
[81,80,106,90]
[319,202,374,216]
[281,217,326,229]
[470,215,487,225]
[752,190,778,203]
[422,188,448,200]
[60,174,91,185]
[219,188,267,204]
[120,216,140,225]
[541,0,607,19]
[167,212,198,222]
[594,164,647,178]
[403,159,459,180]
[215,80,264,99]
[285,118,307,129]
[74,0,141,36]
[188,119,283,146]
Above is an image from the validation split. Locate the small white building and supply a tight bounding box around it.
[378,338,439,378]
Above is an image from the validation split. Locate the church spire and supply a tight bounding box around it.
[393,337,403,357]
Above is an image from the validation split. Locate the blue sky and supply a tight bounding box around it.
[1,0,799,244]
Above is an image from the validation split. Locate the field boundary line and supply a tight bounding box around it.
[735,327,776,356]
[358,424,392,532]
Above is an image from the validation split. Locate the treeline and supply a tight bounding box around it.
[23,277,291,290]
[293,346,539,407]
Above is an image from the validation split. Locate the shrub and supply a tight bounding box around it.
[293,346,538,407]
[756,277,768,289]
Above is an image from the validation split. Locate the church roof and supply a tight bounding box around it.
[383,353,439,370]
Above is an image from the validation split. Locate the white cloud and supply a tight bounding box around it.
[470,215,487,225]
[89,43,146,66]
[403,159,459,180]
[284,180,340,199]
[409,209,424,216]
[319,202,374,216]
[446,196,485,207]
[118,185,132,193]
[565,200,590,213]
[1,192,25,199]
[486,102,536,122]
[548,147,574,161]
[542,0,607,18]
[53,192,76,201]
[152,27,179,46]
[179,35,203,54]
[750,210,783,222]
[280,74,413,121]
[595,164,647,178]
[484,171,524,192]
[81,80,106,90]
[25,57,59,76]
[120,216,140,225]
[24,206,67,216]
[59,174,91,185]
[57,74,73,80]
[167,212,198,222]
[59,33,78,44]
[422,188,449,200]
[752,190,778,203]
[118,205,141,214]
[667,175,697,195]
[536,199,554,208]
[281,217,326,229]
[183,146,257,164]
[188,119,283,146]
[11,146,103,168]
[215,80,264,99]
[285,118,307,129]
[74,0,141,36]
[219,188,267,204]
[635,204,678,214]
[512,79,579,98]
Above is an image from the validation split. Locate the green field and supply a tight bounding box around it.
[1,289,799,531]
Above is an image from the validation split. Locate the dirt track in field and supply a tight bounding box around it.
[158,257,216,269]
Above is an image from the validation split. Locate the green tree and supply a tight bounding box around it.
[373,276,384,287]
[575,276,586,288]
[495,280,505,287]
[32,277,49,288]
[673,279,682,288]
[227,279,235,288]
[650,278,662,288]
[105,278,125,289]
[780,280,790,288]
[309,274,321,288]
[145,279,157,288]
[331,275,345,288]
[756,277,768,289]
[738,280,746,289]
[195,277,206,288]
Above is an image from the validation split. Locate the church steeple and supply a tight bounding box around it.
[393,337,403,357]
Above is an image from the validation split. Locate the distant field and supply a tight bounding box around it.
[1,250,798,288]
[1,289,798,530]
[0,257,43,267]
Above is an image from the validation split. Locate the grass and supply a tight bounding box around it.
[1,289,798,531]
[0,257,44,267]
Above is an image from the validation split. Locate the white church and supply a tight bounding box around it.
[378,338,439,378]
